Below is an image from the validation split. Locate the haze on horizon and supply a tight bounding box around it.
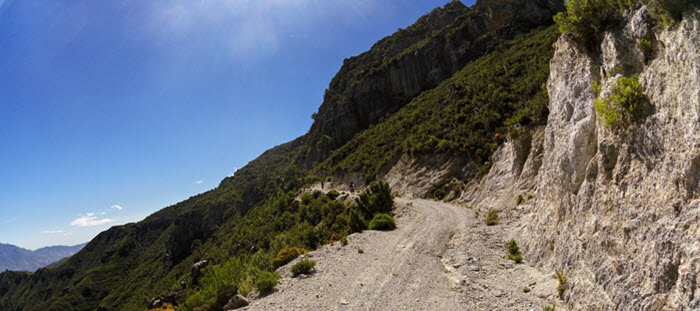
[0,0,470,250]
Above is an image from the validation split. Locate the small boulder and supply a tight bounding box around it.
[147,298,163,309]
[191,260,209,284]
[223,294,249,310]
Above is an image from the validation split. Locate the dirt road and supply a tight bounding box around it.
[244,197,558,310]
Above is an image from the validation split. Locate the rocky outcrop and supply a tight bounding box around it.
[518,6,700,310]
[190,260,209,285]
[147,291,184,310]
[302,0,564,166]
[223,294,249,310]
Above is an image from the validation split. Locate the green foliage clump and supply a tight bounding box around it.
[543,304,557,311]
[255,271,278,294]
[555,269,568,298]
[431,186,447,201]
[555,0,695,45]
[301,193,313,205]
[316,135,332,156]
[291,260,316,277]
[516,194,524,205]
[326,190,340,200]
[355,181,395,218]
[368,214,397,231]
[554,0,639,45]
[272,247,308,269]
[213,284,237,310]
[340,236,348,245]
[650,0,696,26]
[505,239,523,263]
[638,38,655,61]
[183,257,244,309]
[594,74,645,128]
[485,208,499,226]
[523,287,531,293]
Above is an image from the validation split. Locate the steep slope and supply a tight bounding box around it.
[298,0,563,165]
[315,24,559,187]
[0,243,85,272]
[0,1,564,310]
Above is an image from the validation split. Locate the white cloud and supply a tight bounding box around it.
[195,179,204,184]
[100,211,107,215]
[70,213,113,227]
[41,230,65,234]
[111,205,123,211]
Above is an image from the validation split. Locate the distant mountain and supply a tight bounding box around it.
[0,243,86,272]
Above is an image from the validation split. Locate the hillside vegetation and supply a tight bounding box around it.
[314,25,558,182]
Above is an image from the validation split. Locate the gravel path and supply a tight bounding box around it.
[243,197,558,310]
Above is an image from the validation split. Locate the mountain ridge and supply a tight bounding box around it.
[0,242,86,272]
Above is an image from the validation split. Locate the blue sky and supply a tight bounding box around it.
[0,0,472,250]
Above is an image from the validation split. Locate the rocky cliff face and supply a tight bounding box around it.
[301,0,564,166]
[525,6,700,310]
[426,6,700,310]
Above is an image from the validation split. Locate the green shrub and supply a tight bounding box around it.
[326,190,340,200]
[340,236,348,245]
[554,0,638,45]
[272,247,308,269]
[543,304,556,311]
[484,208,499,226]
[555,269,568,298]
[357,248,364,254]
[368,213,397,231]
[184,257,245,309]
[316,134,332,155]
[506,239,523,263]
[523,287,531,293]
[594,74,645,128]
[651,0,695,26]
[516,194,524,205]
[433,187,446,200]
[214,284,238,308]
[355,181,394,218]
[291,260,316,276]
[638,38,655,61]
[301,193,313,205]
[255,271,278,294]
[301,226,318,249]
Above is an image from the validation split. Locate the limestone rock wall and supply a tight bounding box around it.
[521,7,700,310]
